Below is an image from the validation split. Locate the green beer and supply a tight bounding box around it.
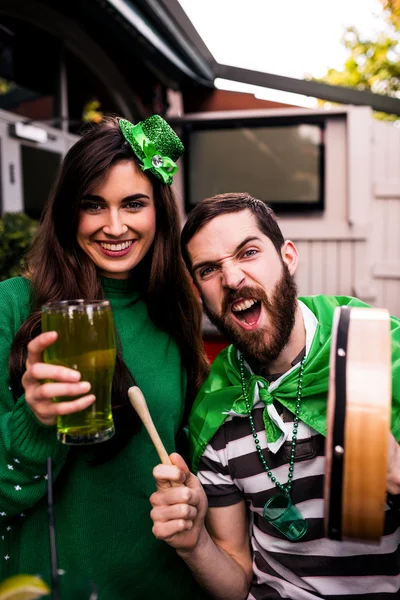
[42,300,116,445]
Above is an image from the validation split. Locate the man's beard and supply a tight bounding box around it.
[203,263,298,366]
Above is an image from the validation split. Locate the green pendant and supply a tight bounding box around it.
[263,492,308,541]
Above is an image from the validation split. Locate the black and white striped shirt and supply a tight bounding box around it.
[198,403,400,599]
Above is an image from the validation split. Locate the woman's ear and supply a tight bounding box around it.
[281,240,299,276]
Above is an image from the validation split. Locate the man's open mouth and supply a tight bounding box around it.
[231,298,262,327]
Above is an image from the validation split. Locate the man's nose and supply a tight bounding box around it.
[221,265,245,290]
[102,211,128,236]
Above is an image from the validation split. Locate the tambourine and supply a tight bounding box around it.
[324,306,392,541]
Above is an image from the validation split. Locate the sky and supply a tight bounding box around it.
[177,0,388,107]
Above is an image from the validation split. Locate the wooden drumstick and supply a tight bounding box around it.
[128,386,181,486]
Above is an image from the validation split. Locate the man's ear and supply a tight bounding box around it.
[281,240,299,276]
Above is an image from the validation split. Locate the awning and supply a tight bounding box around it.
[145,0,400,115]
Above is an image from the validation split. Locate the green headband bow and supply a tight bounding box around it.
[120,118,182,185]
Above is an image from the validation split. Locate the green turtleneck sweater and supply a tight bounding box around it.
[0,276,209,599]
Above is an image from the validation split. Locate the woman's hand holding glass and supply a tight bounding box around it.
[22,331,95,426]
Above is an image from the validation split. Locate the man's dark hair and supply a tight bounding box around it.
[181,192,285,274]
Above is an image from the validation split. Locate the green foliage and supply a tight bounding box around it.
[0,212,38,281]
[316,1,400,121]
[0,77,14,95]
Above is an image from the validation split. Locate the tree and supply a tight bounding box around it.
[381,0,400,30]
[317,0,400,119]
[0,212,38,281]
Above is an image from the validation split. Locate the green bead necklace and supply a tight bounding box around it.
[239,354,308,541]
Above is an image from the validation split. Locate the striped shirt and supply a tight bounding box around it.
[198,405,400,599]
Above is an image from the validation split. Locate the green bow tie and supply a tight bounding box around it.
[234,376,283,445]
[259,387,283,444]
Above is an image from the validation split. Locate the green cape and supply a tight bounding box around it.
[189,295,400,473]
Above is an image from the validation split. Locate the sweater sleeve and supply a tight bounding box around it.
[0,278,69,520]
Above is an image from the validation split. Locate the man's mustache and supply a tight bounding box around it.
[221,286,270,315]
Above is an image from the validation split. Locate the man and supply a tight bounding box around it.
[150,193,400,600]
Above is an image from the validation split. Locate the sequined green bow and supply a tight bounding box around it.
[120,120,178,185]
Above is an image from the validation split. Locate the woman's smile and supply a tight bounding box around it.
[95,239,136,257]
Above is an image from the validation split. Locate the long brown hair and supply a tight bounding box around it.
[10,116,209,455]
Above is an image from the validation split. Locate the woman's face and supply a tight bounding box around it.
[77,160,156,279]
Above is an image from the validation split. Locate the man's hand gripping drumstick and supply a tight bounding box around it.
[128,385,207,547]
[128,386,252,599]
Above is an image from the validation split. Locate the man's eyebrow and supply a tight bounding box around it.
[192,236,262,274]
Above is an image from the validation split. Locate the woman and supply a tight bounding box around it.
[0,115,210,599]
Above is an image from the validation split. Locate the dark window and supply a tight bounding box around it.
[66,50,124,134]
[21,145,61,219]
[0,18,60,123]
[183,116,325,214]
